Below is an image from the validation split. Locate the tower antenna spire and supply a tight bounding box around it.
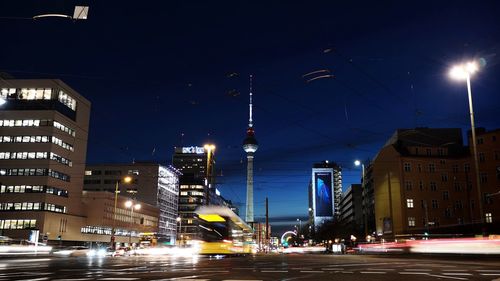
[249,75,253,128]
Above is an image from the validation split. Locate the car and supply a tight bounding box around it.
[53,246,90,257]
[111,246,135,257]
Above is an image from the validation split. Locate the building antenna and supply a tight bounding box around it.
[249,75,253,128]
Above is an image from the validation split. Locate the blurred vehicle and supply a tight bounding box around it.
[53,246,90,257]
[111,246,135,257]
[87,247,107,257]
[0,237,52,255]
[196,206,253,255]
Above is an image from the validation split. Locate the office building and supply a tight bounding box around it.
[361,163,376,239]
[339,184,363,239]
[0,79,90,242]
[172,145,237,241]
[172,145,216,240]
[84,162,179,244]
[81,191,159,245]
[308,161,342,230]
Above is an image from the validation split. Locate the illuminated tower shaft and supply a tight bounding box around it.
[243,75,258,224]
[245,152,255,222]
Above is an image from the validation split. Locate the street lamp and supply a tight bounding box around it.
[296,218,302,237]
[354,160,369,239]
[111,176,133,249]
[176,217,182,244]
[449,60,484,225]
[204,144,216,205]
[125,200,141,246]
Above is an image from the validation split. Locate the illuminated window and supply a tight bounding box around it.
[58,91,77,111]
[406,199,414,208]
[85,170,92,176]
[486,213,493,224]
[408,217,415,227]
[53,121,76,137]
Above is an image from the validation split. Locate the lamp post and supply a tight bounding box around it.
[296,218,302,237]
[449,61,484,225]
[204,144,216,205]
[354,160,369,240]
[125,200,141,247]
[176,217,182,244]
[111,176,132,249]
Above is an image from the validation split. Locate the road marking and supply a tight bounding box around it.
[366,268,395,271]
[427,274,468,280]
[201,270,229,273]
[480,273,500,276]
[152,279,210,281]
[442,270,469,272]
[477,270,500,272]
[224,280,263,281]
[341,271,354,274]
[360,271,386,274]
[261,270,288,273]
[442,273,472,276]
[16,278,49,281]
[322,268,343,271]
[232,268,254,270]
[300,271,324,273]
[404,269,433,272]
[399,272,429,275]
[291,268,312,270]
[7,259,52,263]
[53,279,93,281]
[98,278,140,281]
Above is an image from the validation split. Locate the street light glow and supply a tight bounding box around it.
[125,200,133,208]
[449,61,478,80]
[123,176,132,183]
[204,144,216,152]
[134,204,141,210]
[354,160,361,166]
[0,98,6,106]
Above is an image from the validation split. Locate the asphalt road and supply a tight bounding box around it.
[1,254,499,281]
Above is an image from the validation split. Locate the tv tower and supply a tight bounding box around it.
[243,75,258,223]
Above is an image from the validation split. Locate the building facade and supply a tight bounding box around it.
[309,161,342,230]
[172,145,236,241]
[372,127,499,239]
[339,184,363,239]
[81,191,159,245]
[83,162,179,243]
[0,79,90,242]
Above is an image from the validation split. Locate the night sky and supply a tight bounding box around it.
[1,1,500,234]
